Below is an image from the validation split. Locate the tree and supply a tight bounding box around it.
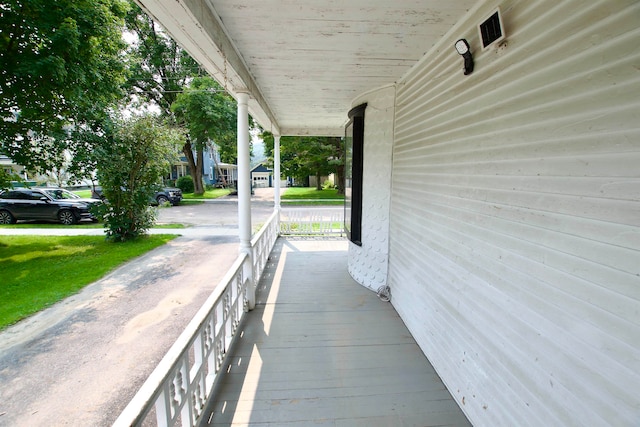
[171,77,237,194]
[262,134,344,191]
[66,128,106,188]
[0,169,19,191]
[94,114,182,241]
[327,137,345,195]
[123,3,207,190]
[123,2,199,116]
[0,0,128,173]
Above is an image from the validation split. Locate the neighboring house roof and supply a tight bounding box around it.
[0,155,17,165]
[217,162,237,169]
[251,163,272,173]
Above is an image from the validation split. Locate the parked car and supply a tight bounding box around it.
[91,186,183,206]
[153,187,183,206]
[0,188,101,225]
[40,187,101,205]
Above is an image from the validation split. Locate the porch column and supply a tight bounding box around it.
[237,91,254,309]
[273,134,281,210]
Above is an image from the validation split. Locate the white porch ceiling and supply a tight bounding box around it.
[134,0,476,136]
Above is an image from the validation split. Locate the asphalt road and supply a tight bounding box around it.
[155,193,276,228]
[0,190,278,426]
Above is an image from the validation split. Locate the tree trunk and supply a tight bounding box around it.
[335,162,345,195]
[333,137,345,195]
[194,147,204,195]
[182,141,204,195]
[315,171,322,190]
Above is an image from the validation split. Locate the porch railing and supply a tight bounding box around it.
[252,210,279,281]
[113,211,279,427]
[279,207,344,236]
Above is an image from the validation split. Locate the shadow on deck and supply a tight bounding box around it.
[201,237,471,426]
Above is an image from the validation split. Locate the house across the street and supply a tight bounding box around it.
[250,163,272,188]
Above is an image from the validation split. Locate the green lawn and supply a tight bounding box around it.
[281,187,344,200]
[183,189,231,199]
[280,187,344,205]
[0,234,176,330]
[0,222,185,229]
[73,189,93,198]
[281,222,343,232]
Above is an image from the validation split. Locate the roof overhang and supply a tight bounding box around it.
[134,0,476,136]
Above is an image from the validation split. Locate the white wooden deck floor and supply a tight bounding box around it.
[202,238,471,427]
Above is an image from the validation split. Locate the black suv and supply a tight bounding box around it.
[91,186,182,206]
[153,187,182,206]
[0,188,101,225]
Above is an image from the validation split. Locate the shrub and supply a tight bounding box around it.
[94,115,182,242]
[176,175,194,193]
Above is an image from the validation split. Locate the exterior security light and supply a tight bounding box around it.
[455,38,474,75]
[455,39,470,55]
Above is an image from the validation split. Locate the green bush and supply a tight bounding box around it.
[94,115,182,242]
[322,180,334,190]
[176,175,194,193]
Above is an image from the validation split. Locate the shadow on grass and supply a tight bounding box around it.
[0,235,176,330]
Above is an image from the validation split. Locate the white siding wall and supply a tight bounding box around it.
[387,1,640,425]
[348,85,395,290]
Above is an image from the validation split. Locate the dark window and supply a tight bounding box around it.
[29,191,45,200]
[1,191,28,200]
[345,103,366,246]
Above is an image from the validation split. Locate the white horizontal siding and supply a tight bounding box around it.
[388,0,640,425]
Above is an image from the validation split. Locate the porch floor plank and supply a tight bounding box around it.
[202,238,471,427]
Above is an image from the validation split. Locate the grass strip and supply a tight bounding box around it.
[281,200,344,206]
[281,187,344,200]
[281,222,344,231]
[182,189,231,199]
[0,234,176,330]
[72,189,93,198]
[0,222,186,229]
[0,223,104,229]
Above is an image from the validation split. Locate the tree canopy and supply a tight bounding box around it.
[172,77,238,164]
[0,0,129,172]
[0,169,18,191]
[171,76,238,193]
[1,0,248,196]
[263,135,344,191]
[123,3,230,194]
[122,3,200,116]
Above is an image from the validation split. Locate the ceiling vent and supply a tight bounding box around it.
[478,8,506,49]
